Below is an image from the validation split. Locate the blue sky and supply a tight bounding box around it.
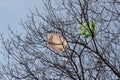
[0,0,42,33]
[0,0,42,63]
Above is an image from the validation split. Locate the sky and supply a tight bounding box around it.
[0,0,42,63]
[0,0,42,33]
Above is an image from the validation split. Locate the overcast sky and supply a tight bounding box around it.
[0,0,42,63]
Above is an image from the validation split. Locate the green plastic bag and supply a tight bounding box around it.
[79,21,96,38]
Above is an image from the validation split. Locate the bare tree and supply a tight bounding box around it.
[1,0,120,80]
